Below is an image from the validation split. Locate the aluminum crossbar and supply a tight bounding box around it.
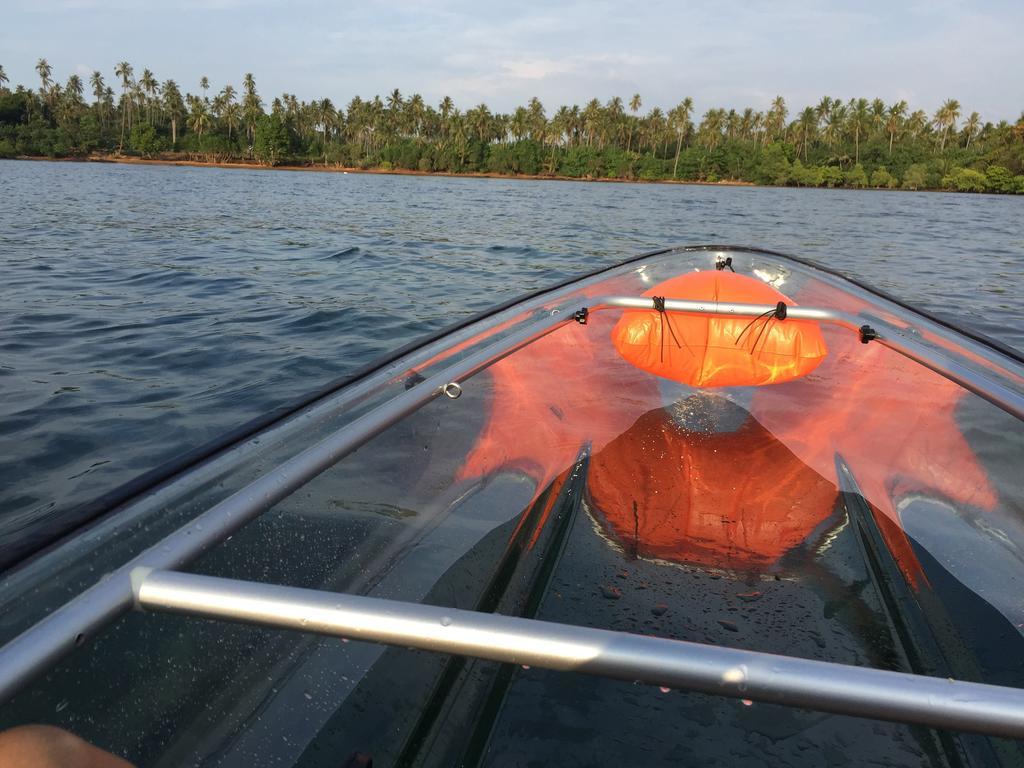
[134,569,1024,738]
[592,295,860,326]
[588,296,1024,420]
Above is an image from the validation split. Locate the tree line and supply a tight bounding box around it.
[1,59,1023,193]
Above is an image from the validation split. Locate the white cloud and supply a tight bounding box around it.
[2,0,1021,121]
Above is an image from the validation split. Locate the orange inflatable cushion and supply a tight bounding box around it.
[611,271,828,387]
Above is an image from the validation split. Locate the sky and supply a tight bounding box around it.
[3,0,1023,123]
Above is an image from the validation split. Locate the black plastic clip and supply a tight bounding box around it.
[716,257,735,272]
[574,307,589,325]
[403,372,426,390]
[774,301,788,320]
[652,296,666,312]
[859,324,879,344]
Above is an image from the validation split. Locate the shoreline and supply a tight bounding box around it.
[8,153,985,194]
[11,153,759,187]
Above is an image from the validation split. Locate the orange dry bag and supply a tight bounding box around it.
[611,271,827,387]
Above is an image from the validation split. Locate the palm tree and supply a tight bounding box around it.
[140,68,158,123]
[550,105,571,147]
[697,108,725,150]
[223,101,241,142]
[66,74,84,103]
[822,101,845,147]
[188,95,211,138]
[885,100,907,153]
[905,110,927,140]
[527,96,545,142]
[766,95,787,142]
[161,80,184,145]
[510,106,529,141]
[962,111,981,148]
[644,107,665,154]
[89,71,104,110]
[848,98,870,164]
[386,88,403,135]
[407,93,425,137]
[815,96,833,122]
[606,96,624,147]
[36,58,52,95]
[797,106,817,161]
[870,98,886,138]
[669,97,693,177]
[242,79,263,150]
[467,103,492,143]
[0,65,9,93]
[626,93,641,152]
[114,61,133,151]
[582,98,601,146]
[934,98,961,151]
[200,76,210,101]
[316,97,335,147]
[439,95,454,121]
[35,58,56,115]
[738,108,755,140]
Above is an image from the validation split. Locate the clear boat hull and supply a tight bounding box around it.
[0,246,1022,767]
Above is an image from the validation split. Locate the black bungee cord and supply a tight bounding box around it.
[735,301,788,355]
[652,296,690,362]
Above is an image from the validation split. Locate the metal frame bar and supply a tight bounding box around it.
[134,569,1024,738]
[0,310,571,702]
[588,296,1024,420]
[592,295,861,326]
[0,291,1021,733]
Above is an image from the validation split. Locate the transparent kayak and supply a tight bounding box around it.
[1,245,1023,767]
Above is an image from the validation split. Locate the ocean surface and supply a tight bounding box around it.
[1,158,1022,554]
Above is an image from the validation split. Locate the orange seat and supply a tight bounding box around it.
[611,271,828,387]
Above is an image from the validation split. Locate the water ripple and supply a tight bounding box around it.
[0,159,1022,544]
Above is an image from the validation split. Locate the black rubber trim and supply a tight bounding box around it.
[7,243,1020,573]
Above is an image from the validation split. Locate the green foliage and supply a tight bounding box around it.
[756,143,790,185]
[129,123,163,156]
[558,145,604,178]
[845,164,869,188]
[820,166,844,188]
[2,57,1022,193]
[0,91,30,126]
[487,142,545,175]
[941,167,989,192]
[902,164,928,190]
[253,113,289,166]
[790,160,823,187]
[0,138,15,158]
[637,154,668,180]
[15,119,56,156]
[380,138,423,170]
[985,165,1016,193]
[869,167,897,188]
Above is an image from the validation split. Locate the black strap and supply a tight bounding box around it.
[736,302,788,354]
[652,296,685,362]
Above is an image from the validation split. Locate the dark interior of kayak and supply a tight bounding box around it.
[1,245,1022,767]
